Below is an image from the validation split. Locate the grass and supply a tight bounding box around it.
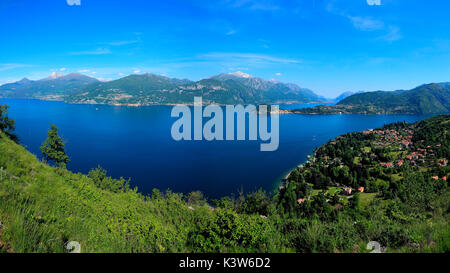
[0,133,285,253]
[0,133,204,252]
[327,187,342,195]
[359,193,377,209]
[0,130,448,253]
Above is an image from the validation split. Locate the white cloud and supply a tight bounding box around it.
[59,67,67,71]
[0,78,25,85]
[118,73,125,76]
[377,26,402,42]
[348,16,384,31]
[66,0,81,6]
[227,0,279,11]
[69,48,111,55]
[105,40,139,46]
[275,72,281,76]
[226,30,237,35]
[366,57,393,65]
[78,69,90,73]
[327,3,401,42]
[249,3,279,11]
[133,69,141,74]
[367,0,381,6]
[49,72,63,79]
[97,78,112,82]
[200,52,301,64]
[228,67,248,71]
[0,63,31,72]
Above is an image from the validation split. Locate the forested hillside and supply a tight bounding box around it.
[64,73,327,105]
[0,72,325,106]
[0,73,99,100]
[289,83,450,114]
[0,104,448,253]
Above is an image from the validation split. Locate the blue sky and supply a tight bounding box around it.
[0,0,449,97]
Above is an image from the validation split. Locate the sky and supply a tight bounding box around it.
[0,0,449,97]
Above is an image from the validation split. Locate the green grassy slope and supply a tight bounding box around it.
[0,134,203,252]
[0,133,280,253]
[0,116,449,253]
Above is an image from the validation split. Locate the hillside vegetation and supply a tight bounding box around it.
[289,83,450,114]
[0,110,448,253]
[0,72,324,106]
[0,133,282,253]
[0,73,98,101]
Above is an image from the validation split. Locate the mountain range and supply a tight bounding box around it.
[288,83,450,115]
[331,90,365,102]
[0,72,99,101]
[2,73,448,114]
[0,72,327,105]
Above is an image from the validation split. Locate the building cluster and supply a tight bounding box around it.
[292,124,448,205]
[362,126,446,169]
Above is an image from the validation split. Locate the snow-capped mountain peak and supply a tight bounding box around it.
[45,72,64,80]
[229,71,252,78]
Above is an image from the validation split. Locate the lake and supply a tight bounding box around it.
[0,98,430,199]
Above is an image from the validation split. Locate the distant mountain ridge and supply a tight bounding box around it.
[2,72,448,111]
[288,83,450,115]
[0,73,99,100]
[0,72,326,105]
[332,91,365,102]
[437,82,450,88]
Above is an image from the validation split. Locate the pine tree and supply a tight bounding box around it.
[0,104,18,142]
[40,124,69,166]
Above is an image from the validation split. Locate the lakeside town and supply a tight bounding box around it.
[283,118,449,206]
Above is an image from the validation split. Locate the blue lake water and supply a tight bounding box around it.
[0,98,430,199]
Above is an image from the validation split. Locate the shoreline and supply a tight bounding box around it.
[273,156,312,192]
[3,97,442,116]
[0,96,328,108]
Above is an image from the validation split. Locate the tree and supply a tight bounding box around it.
[241,189,270,215]
[348,192,360,210]
[186,191,206,206]
[88,165,130,192]
[40,124,69,166]
[0,104,18,142]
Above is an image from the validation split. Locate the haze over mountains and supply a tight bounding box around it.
[0,72,327,105]
[332,91,365,102]
[0,73,99,101]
